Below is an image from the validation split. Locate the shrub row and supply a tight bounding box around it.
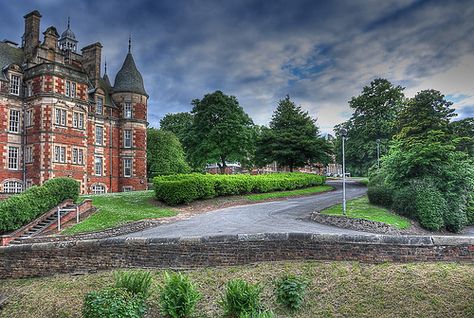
[84,271,307,318]
[0,177,80,234]
[154,173,326,205]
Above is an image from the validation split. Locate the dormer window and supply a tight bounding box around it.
[9,74,20,96]
[96,97,103,115]
[124,102,132,119]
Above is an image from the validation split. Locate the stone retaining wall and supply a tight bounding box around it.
[0,233,472,279]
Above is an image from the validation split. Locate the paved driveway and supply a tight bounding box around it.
[125,180,371,238]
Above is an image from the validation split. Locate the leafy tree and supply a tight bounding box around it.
[334,78,405,176]
[159,112,193,144]
[185,91,255,173]
[256,96,331,171]
[449,117,474,157]
[147,128,190,177]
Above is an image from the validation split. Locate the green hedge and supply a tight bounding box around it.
[367,185,393,208]
[154,173,326,206]
[0,177,80,234]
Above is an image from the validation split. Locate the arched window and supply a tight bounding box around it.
[91,184,106,194]
[3,180,23,193]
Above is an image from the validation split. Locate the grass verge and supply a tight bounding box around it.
[0,261,472,318]
[63,191,176,235]
[321,196,411,229]
[245,185,334,201]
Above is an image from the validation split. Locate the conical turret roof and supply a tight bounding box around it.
[113,52,147,96]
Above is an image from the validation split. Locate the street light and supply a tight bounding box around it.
[340,128,348,216]
[376,138,381,170]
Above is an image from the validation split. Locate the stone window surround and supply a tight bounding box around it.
[8,109,21,133]
[7,146,20,170]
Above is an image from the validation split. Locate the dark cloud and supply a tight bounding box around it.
[1,0,473,132]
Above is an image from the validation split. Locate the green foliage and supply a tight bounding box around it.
[256,95,331,171]
[114,271,153,299]
[0,177,79,233]
[450,117,474,157]
[239,310,275,318]
[160,112,194,144]
[154,173,326,205]
[275,275,307,311]
[466,198,474,225]
[367,185,393,208]
[334,78,405,176]
[82,288,147,318]
[391,187,416,218]
[147,128,190,178]
[159,272,201,318]
[185,90,256,172]
[411,179,447,231]
[220,279,263,317]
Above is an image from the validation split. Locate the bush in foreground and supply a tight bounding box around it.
[367,184,393,208]
[114,271,153,299]
[159,272,201,318]
[0,177,80,234]
[154,173,325,205]
[220,279,263,317]
[83,288,147,318]
[275,275,307,311]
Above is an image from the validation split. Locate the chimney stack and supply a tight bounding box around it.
[81,42,103,88]
[43,26,59,51]
[23,10,42,60]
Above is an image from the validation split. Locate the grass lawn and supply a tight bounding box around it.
[246,185,334,201]
[1,261,472,318]
[63,191,176,235]
[321,195,411,229]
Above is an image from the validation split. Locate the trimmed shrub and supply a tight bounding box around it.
[275,275,307,311]
[411,179,446,231]
[466,198,474,225]
[391,187,416,218]
[220,279,263,317]
[367,185,393,208]
[154,173,326,206]
[0,177,80,234]
[159,271,201,318]
[83,288,147,318]
[114,271,153,299]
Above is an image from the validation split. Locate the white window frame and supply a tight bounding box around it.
[55,108,67,126]
[73,112,84,129]
[124,102,132,119]
[91,184,106,194]
[124,129,132,148]
[95,125,104,146]
[71,82,76,98]
[54,145,66,163]
[26,109,33,127]
[27,82,33,97]
[78,148,84,165]
[123,158,132,177]
[96,97,103,115]
[95,156,103,176]
[9,109,20,133]
[72,148,78,164]
[9,74,20,96]
[25,146,33,163]
[122,186,133,192]
[8,146,19,170]
[65,80,71,97]
[3,181,23,193]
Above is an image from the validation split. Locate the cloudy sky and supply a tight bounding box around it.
[1,0,473,133]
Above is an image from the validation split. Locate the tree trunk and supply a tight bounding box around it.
[220,156,227,174]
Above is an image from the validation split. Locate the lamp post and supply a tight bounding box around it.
[376,138,381,170]
[340,128,347,215]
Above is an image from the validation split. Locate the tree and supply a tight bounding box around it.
[334,78,405,176]
[159,112,193,144]
[146,128,190,177]
[450,117,474,157]
[255,96,331,171]
[185,91,255,173]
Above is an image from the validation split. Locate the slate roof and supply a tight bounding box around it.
[0,42,24,80]
[98,74,115,107]
[113,52,147,96]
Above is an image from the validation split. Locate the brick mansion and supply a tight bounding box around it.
[0,10,148,194]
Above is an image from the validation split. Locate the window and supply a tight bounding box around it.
[25,146,33,163]
[95,126,104,145]
[9,74,20,96]
[73,112,84,129]
[27,82,33,97]
[91,184,106,194]
[124,130,132,148]
[26,109,33,127]
[55,108,67,126]
[72,148,84,165]
[9,109,20,133]
[8,146,19,170]
[123,158,132,177]
[95,156,103,176]
[65,80,71,97]
[96,97,103,115]
[123,102,132,118]
[71,82,76,98]
[54,145,66,163]
[3,181,23,193]
[123,186,133,192]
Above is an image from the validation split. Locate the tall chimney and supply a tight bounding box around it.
[81,42,103,88]
[43,26,59,51]
[23,10,42,60]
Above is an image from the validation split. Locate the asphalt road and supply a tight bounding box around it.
[125,180,371,239]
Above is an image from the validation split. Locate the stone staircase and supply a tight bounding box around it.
[8,204,77,245]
